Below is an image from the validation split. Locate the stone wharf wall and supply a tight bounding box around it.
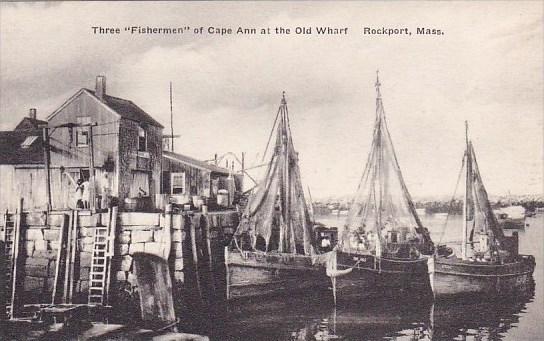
[13,209,239,309]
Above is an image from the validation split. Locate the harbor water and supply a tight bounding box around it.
[209,214,543,340]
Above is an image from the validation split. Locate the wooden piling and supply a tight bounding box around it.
[51,214,69,304]
[10,198,23,318]
[189,216,203,301]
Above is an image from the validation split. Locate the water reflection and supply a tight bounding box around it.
[286,290,534,341]
[200,214,541,340]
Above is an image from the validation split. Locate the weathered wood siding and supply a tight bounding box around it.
[118,119,162,206]
[161,158,211,197]
[48,91,120,170]
[0,166,114,211]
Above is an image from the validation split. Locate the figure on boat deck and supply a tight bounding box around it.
[427,122,535,299]
[329,72,440,300]
[225,93,331,301]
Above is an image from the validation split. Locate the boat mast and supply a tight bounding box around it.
[462,121,470,260]
[284,92,291,253]
[375,71,383,258]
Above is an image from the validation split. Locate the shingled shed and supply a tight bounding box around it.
[0,112,47,211]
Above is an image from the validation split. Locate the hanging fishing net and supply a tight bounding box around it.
[234,96,313,255]
[342,79,433,256]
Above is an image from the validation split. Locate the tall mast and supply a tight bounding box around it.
[282,92,291,252]
[170,82,174,153]
[375,71,383,258]
[462,121,470,260]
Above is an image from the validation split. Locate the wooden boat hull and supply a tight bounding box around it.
[498,217,526,229]
[334,251,431,299]
[225,248,329,301]
[427,255,535,299]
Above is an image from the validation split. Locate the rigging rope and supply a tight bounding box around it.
[437,154,465,246]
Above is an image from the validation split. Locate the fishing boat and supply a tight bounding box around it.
[225,93,329,301]
[494,205,527,229]
[427,122,535,299]
[330,73,438,299]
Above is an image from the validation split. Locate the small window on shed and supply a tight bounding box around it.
[76,116,91,147]
[171,172,186,194]
[138,126,147,152]
[21,136,39,148]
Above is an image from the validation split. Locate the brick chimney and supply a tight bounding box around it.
[29,108,37,120]
[96,75,106,100]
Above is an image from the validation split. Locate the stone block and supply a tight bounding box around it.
[50,241,60,250]
[172,214,183,229]
[25,212,47,226]
[26,229,44,241]
[118,231,131,244]
[172,230,184,242]
[131,230,154,243]
[120,255,133,272]
[25,262,49,278]
[33,250,57,260]
[78,214,96,227]
[46,277,55,293]
[48,260,57,276]
[26,257,49,267]
[119,212,160,226]
[172,242,183,257]
[144,242,162,256]
[24,276,45,292]
[79,252,93,267]
[174,258,184,271]
[34,240,47,251]
[79,266,90,280]
[79,241,95,253]
[25,241,35,256]
[48,213,67,227]
[116,271,127,282]
[43,229,60,241]
[174,270,184,283]
[79,226,94,237]
[129,242,145,254]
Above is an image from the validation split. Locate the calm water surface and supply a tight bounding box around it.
[211,214,543,341]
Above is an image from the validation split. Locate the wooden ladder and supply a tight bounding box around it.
[88,207,117,305]
[2,210,15,318]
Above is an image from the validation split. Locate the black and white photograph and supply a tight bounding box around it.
[0,1,542,340]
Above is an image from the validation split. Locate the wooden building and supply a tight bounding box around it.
[0,111,47,211]
[0,76,164,211]
[162,151,243,205]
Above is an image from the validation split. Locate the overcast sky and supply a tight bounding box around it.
[1,2,542,199]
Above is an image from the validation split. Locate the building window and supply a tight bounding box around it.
[138,126,147,152]
[76,116,91,147]
[171,172,186,194]
[21,136,39,148]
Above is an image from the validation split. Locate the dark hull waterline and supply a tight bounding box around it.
[225,249,329,301]
[428,255,535,299]
[333,251,432,299]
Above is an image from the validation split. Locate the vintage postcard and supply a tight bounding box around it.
[0,1,542,340]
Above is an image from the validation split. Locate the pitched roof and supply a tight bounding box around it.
[14,117,48,131]
[163,150,231,174]
[0,130,44,165]
[85,89,164,128]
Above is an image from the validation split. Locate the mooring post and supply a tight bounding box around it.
[10,198,24,319]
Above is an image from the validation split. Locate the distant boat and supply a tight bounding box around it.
[225,93,330,300]
[428,122,535,299]
[494,206,526,229]
[330,74,437,300]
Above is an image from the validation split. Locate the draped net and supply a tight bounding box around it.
[342,81,433,256]
[234,97,313,255]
